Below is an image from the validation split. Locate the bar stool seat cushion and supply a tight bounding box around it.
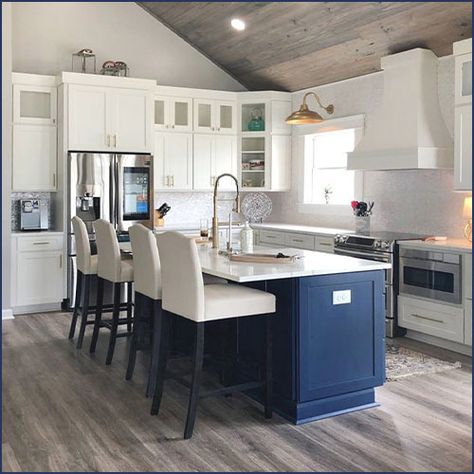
[87,255,98,275]
[119,259,134,283]
[203,284,275,321]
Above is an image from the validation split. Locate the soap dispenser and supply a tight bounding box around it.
[240,221,254,253]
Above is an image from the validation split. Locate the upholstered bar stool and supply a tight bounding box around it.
[68,216,98,349]
[152,231,275,439]
[89,219,134,365]
[126,224,163,397]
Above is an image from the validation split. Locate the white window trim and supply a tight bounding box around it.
[296,114,365,216]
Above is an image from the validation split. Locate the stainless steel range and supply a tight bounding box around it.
[334,232,426,338]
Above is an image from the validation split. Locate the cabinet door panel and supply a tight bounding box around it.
[193,134,213,190]
[68,85,108,150]
[154,96,169,130]
[213,135,237,189]
[194,100,213,133]
[454,104,472,191]
[164,133,192,190]
[171,98,192,132]
[217,101,236,133]
[153,133,166,190]
[114,89,150,152]
[13,85,57,125]
[17,251,63,306]
[13,125,57,191]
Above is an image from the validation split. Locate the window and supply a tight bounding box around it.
[303,128,361,208]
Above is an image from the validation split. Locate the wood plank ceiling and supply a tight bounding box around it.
[138,2,472,92]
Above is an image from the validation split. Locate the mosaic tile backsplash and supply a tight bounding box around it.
[10,192,55,231]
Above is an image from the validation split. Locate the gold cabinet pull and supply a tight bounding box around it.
[33,241,50,245]
[113,135,117,148]
[411,313,444,324]
[107,135,111,147]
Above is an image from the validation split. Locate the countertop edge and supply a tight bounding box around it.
[398,239,472,254]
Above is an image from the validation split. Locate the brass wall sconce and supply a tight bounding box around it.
[285,92,334,125]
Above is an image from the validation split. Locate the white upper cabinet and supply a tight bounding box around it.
[154,96,192,132]
[67,83,152,152]
[194,99,236,134]
[453,39,472,191]
[154,132,192,191]
[193,134,237,190]
[12,74,58,192]
[13,84,57,125]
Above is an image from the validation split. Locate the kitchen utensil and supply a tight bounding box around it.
[229,252,299,264]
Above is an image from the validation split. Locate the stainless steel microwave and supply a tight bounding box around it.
[399,248,461,305]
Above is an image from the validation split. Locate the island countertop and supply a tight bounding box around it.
[197,246,391,283]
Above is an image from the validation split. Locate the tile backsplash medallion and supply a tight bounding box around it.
[11,192,55,231]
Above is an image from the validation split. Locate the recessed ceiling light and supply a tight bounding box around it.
[231,18,246,31]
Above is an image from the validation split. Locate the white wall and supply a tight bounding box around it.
[11,2,245,91]
[270,56,470,238]
[2,2,12,315]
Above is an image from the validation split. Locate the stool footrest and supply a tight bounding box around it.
[200,381,263,399]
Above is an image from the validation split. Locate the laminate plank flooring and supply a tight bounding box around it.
[2,312,472,472]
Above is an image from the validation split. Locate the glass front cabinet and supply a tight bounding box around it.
[13,84,57,125]
[238,94,292,191]
[154,96,192,132]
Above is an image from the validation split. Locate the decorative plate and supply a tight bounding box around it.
[241,193,272,223]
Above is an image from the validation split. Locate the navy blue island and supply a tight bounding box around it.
[197,246,390,424]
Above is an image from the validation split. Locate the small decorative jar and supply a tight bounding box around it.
[355,216,371,234]
[247,108,265,131]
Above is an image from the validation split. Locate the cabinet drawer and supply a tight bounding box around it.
[259,230,285,246]
[18,235,63,252]
[284,232,315,250]
[463,254,472,299]
[314,236,334,253]
[398,295,464,343]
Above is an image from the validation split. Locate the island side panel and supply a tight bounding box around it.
[296,270,385,423]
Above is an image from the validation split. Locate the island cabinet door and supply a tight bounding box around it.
[297,271,385,403]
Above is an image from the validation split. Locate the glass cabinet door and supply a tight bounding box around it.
[13,85,57,125]
[461,60,472,97]
[154,97,167,130]
[217,102,236,133]
[171,98,192,131]
[194,100,213,132]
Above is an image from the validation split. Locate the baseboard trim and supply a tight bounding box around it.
[2,309,14,320]
[406,330,472,356]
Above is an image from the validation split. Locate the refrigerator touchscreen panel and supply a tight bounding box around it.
[123,167,150,221]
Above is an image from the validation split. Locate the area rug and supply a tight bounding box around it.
[385,345,462,381]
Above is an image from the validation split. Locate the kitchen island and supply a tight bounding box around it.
[195,246,390,424]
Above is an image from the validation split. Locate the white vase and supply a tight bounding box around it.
[355,216,371,234]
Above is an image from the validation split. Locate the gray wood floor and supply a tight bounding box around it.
[2,312,472,472]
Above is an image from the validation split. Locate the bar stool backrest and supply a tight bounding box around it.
[94,219,122,282]
[156,231,205,321]
[71,216,94,274]
[129,224,162,300]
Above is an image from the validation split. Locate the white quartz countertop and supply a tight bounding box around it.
[251,222,354,236]
[398,239,472,254]
[11,230,63,236]
[197,246,391,283]
[153,223,243,233]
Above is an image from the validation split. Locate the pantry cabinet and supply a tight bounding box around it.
[68,84,152,152]
[12,74,58,192]
[194,99,236,134]
[11,234,64,312]
[154,132,193,191]
[453,39,472,191]
[154,96,192,132]
[193,134,237,190]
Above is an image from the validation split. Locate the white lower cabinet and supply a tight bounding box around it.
[314,235,335,253]
[398,295,464,344]
[284,232,315,250]
[154,132,192,190]
[257,229,335,253]
[12,234,64,311]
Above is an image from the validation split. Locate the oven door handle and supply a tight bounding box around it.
[335,248,391,263]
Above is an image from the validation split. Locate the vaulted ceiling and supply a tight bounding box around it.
[138,2,472,92]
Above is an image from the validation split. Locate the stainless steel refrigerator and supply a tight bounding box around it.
[67,152,153,307]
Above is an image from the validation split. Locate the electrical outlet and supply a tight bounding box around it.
[333,289,351,305]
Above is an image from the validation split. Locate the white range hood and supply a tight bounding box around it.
[347,48,453,170]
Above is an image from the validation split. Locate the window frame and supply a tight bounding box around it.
[295,114,365,217]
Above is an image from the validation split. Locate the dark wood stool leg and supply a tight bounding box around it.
[89,277,104,353]
[126,281,133,332]
[184,322,205,439]
[263,316,273,419]
[68,270,83,339]
[76,274,91,349]
[105,282,122,365]
[150,310,170,416]
[126,292,142,380]
[146,299,162,398]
